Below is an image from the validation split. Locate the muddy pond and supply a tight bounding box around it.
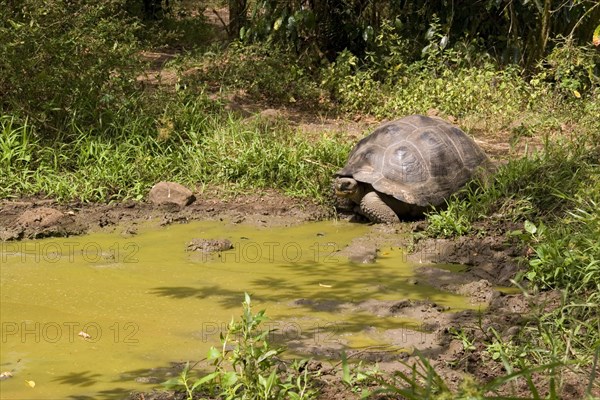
[0,219,483,399]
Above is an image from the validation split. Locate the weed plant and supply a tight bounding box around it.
[164,294,317,400]
[364,351,592,400]
[179,43,327,109]
[165,297,599,399]
[0,0,143,135]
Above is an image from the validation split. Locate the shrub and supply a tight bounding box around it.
[0,0,143,135]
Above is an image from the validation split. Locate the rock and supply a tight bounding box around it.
[257,108,283,120]
[16,207,64,228]
[187,238,233,253]
[412,221,428,232]
[121,226,138,237]
[134,376,161,384]
[339,241,378,263]
[10,207,84,239]
[0,228,21,241]
[446,339,465,357]
[149,182,195,208]
[0,371,13,380]
[242,109,284,127]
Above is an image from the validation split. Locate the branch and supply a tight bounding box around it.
[568,1,600,38]
[211,8,230,36]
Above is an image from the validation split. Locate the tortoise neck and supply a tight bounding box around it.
[351,183,373,204]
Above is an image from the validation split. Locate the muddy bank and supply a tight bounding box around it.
[0,190,331,241]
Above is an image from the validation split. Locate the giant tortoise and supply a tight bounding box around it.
[334,115,492,223]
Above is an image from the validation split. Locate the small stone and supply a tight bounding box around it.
[16,207,64,228]
[447,339,464,356]
[134,376,161,384]
[504,325,521,338]
[0,228,21,241]
[412,221,428,232]
[187,238,233,253]
[0,371,13,380]
[149,182,195,208]
[121,227,138,237]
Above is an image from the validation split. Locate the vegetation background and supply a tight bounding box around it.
[1,0,598,398]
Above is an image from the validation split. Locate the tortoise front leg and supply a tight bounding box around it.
[359,191,400,223]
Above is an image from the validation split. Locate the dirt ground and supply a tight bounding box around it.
[1,190,595,400]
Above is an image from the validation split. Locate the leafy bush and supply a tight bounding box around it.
[532,38,600,98]
[179,43,326,108]
[0,0,143,135]
[425,201,472,238]
[133,1,216,49]
[320,50,384,112]
[424,110,599,366]
[431,126,600,231]
[229,0,600,70]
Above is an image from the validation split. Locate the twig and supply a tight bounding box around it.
[569,1,600,38]
[211,8,230,35]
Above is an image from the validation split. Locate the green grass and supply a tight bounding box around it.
[0,106,350,202]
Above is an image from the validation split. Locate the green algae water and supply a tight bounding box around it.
[0,220,477,399]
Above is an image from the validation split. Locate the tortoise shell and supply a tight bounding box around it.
[336,115,490,207]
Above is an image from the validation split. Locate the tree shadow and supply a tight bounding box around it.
[67,387,134,400]
[52,371,102,387]
[146,250,485,368]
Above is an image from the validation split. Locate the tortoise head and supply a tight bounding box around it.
[334,177,364,201]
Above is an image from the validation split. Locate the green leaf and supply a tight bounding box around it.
[221,371,238,387]
[266,370,278,390]
[341,351,351,385]
[508,229,524,237]
[162,377,184,389]
[362,26,374,42]
[273,17,283,31]
[191,371,218,390]
[207,346,221,360]
[256,349,278,363]
[524,220,537,235]
[287,16,296,30]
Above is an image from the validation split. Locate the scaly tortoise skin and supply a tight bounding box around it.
[334,115,492,223]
